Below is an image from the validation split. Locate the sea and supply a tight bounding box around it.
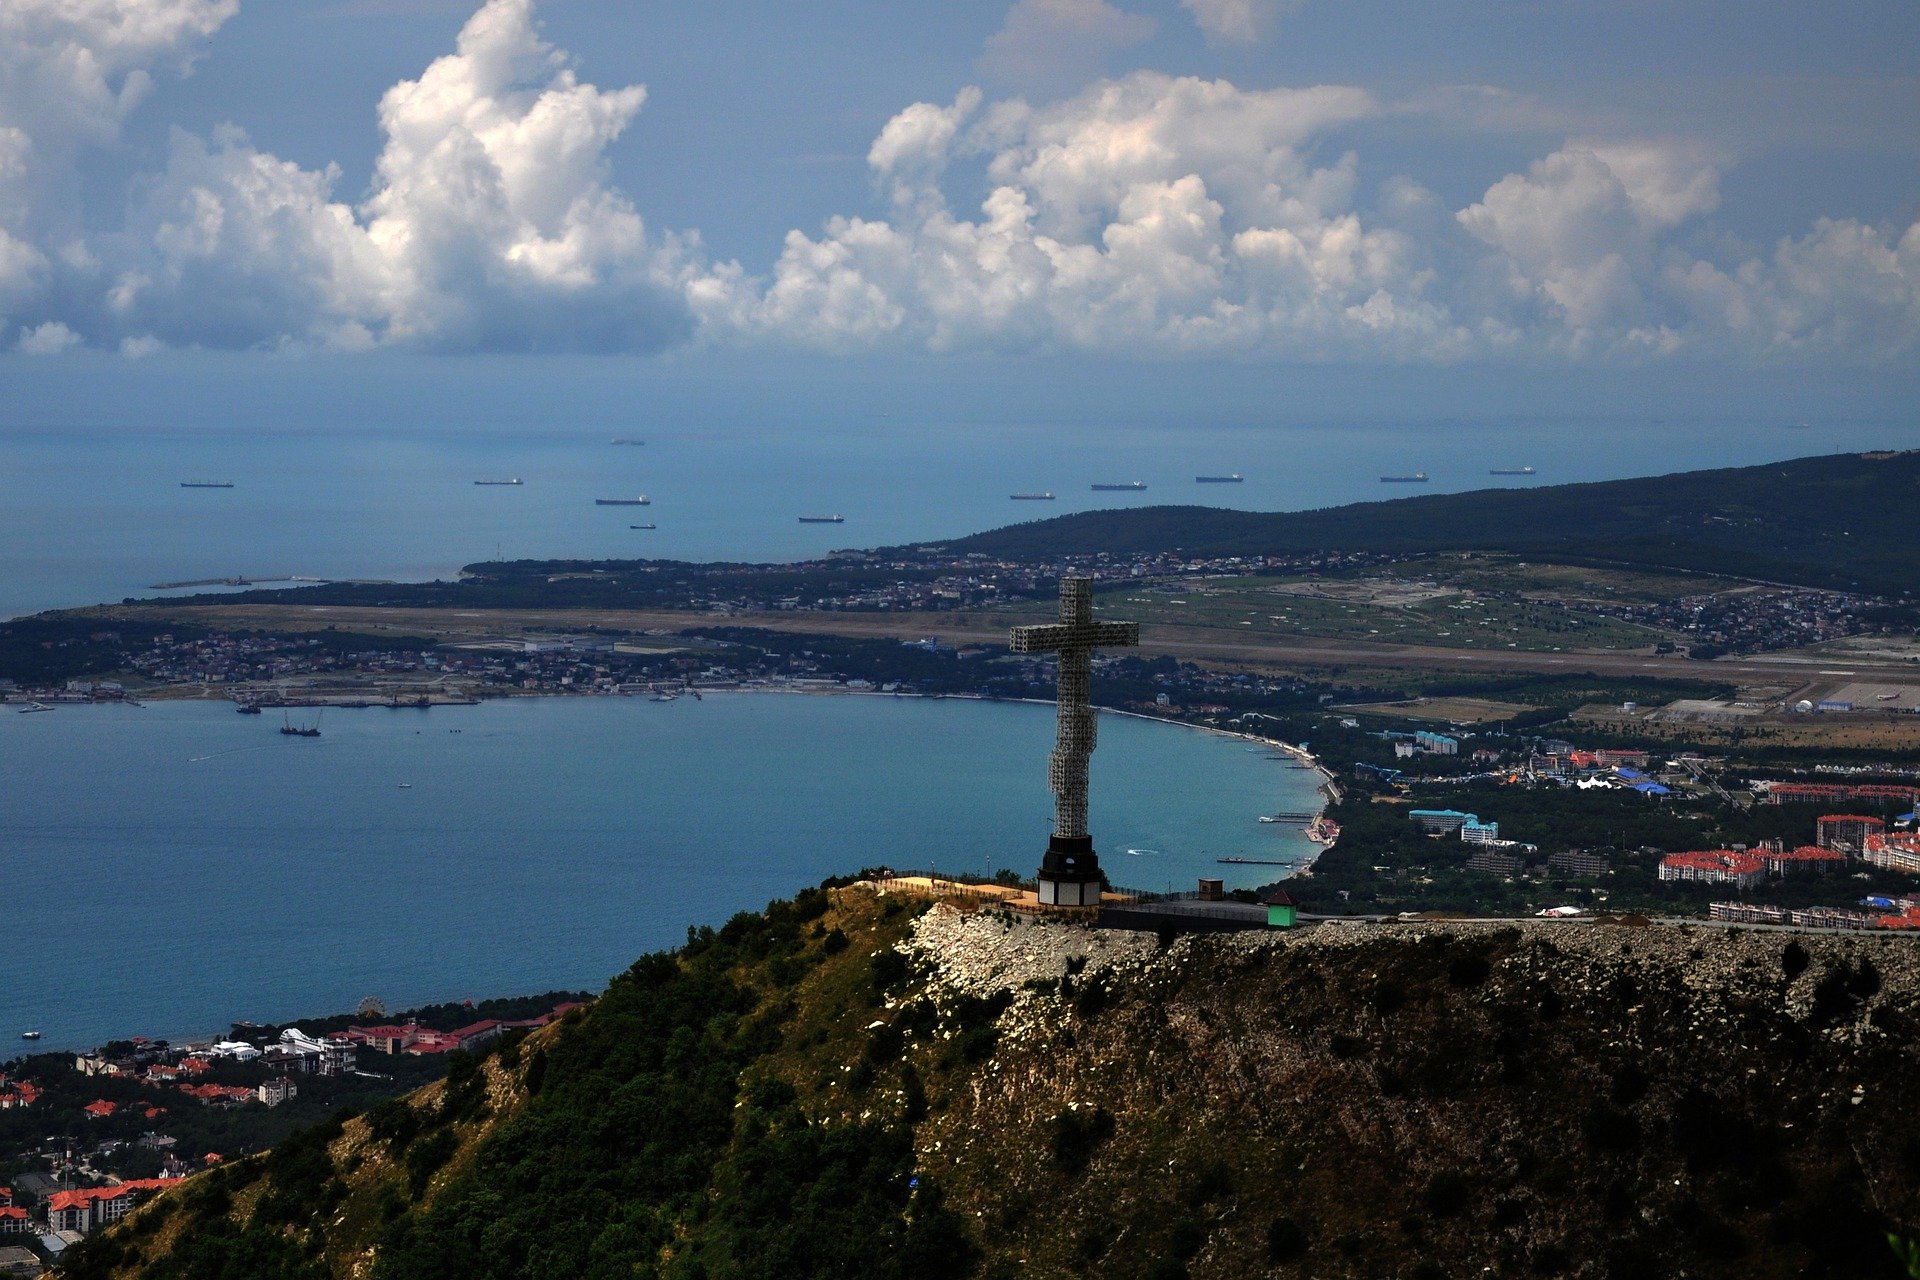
[0,414,1907,622]
[0,695,1321,1051]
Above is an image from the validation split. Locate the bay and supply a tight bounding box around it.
[0,694,1321,1051]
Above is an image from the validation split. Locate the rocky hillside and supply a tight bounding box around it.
[59,887,1920,1279]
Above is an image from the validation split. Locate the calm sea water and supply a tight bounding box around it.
[1,416,1907,621]
[0,695,1320,1050]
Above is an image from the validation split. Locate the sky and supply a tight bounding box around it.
[1,0,1917,419]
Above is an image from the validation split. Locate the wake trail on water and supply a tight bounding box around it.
[188,745,278,763]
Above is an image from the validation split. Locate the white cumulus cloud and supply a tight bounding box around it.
[1181,0,1299,45]
[717,74,1462,356]
[1,0,1916,366]
[16,319,81,354]
[90,0,721,352]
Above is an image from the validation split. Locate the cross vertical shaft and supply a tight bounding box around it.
[1010,578,1140,905]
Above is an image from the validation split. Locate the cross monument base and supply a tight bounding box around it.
[1037,834,1104,908]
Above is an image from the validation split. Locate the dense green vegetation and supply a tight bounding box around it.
[63,886,1920,1279]
[936,451,1920,595]
[60,888,978,1280]
[0,616,206,686]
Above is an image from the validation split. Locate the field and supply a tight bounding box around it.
[1333,696,1542,724]
[1091,570,1670,653]
[1575,701,1920,751]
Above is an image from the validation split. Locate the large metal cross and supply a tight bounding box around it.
[1010,578,1140,841]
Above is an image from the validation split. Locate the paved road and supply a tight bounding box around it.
[86,600,1920,687]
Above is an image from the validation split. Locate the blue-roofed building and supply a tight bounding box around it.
[1461,818,1502,844]
[1629,781,1672,797]
[1411,809,1477,835]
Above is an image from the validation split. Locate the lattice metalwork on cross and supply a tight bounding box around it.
[1011,579,1140,906]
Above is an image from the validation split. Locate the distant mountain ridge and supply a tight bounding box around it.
[926,451,1920,595]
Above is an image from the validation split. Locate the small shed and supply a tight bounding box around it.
[1263,888,1299,929]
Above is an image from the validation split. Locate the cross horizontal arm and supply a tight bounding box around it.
[1009,624,1070,654]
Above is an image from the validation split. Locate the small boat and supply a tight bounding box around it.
[236,704,263,715]
[1257,815,1285,824]
[473,478,523,486]
[630,523,657,530]
[649,693,679,703]
[20,1031,40,1040]
[1195,474,1243,483]
[397,783,413,789]
[1010,492,1055,501]
[180,481,235,488]
[595,496,650,506]
[1091,482,1147,491]
[1488,466,1536,476]
[17,702,53,714]
[798,515,845,524]
[1380,472,1429,483]
[611,438,646,445]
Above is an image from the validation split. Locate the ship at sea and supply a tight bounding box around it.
[280,711,321,738]
[595,496,651,506]
[1010,492,1056,500]
[180,481,235,488]
[1091,481,1147,491]
[629,522,657,530]
[610,438,646,445]
[1488,466,1536,476]
[1380,472,1429,483]
[798,515,845,524]
[473,478,523,486]
[1195,474,1243,483]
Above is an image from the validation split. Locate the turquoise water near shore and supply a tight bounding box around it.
[0,695,1319,1051]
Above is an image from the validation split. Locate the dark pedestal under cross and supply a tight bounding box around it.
[1010,578,1140,907]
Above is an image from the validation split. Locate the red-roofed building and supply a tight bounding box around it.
[0,1081,39,1110]
[82,1100,118,1120]
[45,1180,177,1235]
[1864,832,1920,876]
[1766,845,1848,876]
[177,1057,211,1077]
[178,1084,257,1107]
[1658,850,1766,889]
[0,1206,29,1235]
[347,1023,422,1054]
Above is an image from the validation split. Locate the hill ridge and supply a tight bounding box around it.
[920,450,1920,595]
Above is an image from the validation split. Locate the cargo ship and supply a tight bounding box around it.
[1010,492,1056,500]
[1195,474,1243,483]
[798,515,845,523]
[1488,466,1536,476]
[180,481,235,488]
[595,496,651,505]
[280,712,320,738]
[474,478,523,485]
[1091,481,1147,491]
[1380,472,1429,483]
[629,523,657,530]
